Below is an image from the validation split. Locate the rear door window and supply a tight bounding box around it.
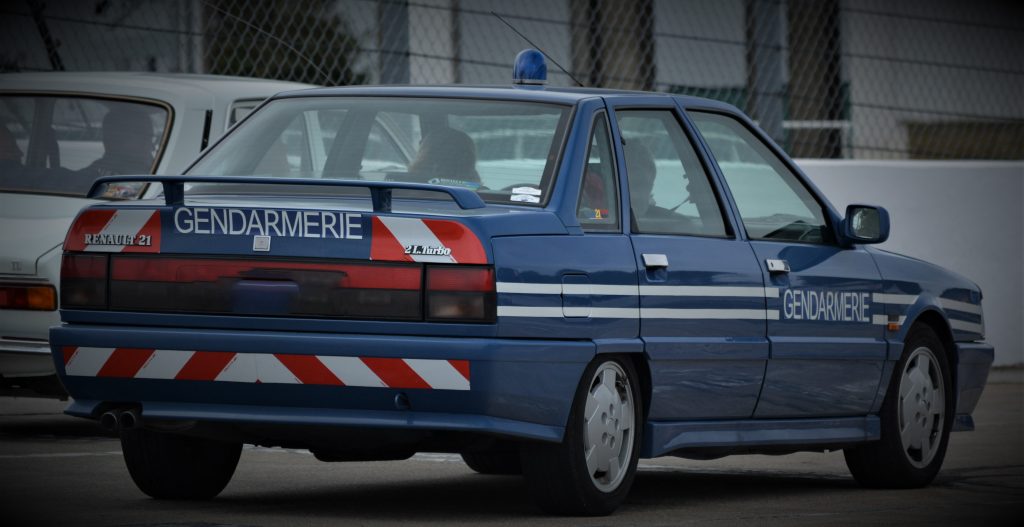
[0,96,170,197]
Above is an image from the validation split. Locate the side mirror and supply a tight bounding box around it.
[843,204,890,245]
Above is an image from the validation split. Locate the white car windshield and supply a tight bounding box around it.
[187,96,571,206]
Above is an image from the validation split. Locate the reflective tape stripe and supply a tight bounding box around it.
[640,285,777,298]
[940,298,983,315]
[404,359,470,391]
[496,283,562,294]
[641,308,776,320]
[318,356,387,388]
[497,306,777,320]
[497,306,639,318]
[135,349,194,380]
[872,314,907,326]
[61,347,470,390]
[83,209,159,253]
[497,283,774,298]
[377,216,456,263]
[872,293,918,305]
[950,319,984,334]
[563,284,638,295]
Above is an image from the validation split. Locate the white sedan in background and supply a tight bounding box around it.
[0,72,314,396]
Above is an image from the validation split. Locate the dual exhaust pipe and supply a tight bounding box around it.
[99,408,142,432]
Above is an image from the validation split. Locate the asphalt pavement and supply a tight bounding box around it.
[0,372,1021,526]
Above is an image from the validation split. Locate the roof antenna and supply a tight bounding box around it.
[203,1,334,86]
[491,11,585,87]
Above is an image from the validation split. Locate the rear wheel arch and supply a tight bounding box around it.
[592,347,651,423]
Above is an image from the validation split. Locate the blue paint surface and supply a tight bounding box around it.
[51,85,994,458]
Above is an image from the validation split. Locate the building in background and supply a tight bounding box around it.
[2,0,1021,160]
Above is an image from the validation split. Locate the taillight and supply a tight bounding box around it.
[425,265,496,323]
[107,256,423,319]
[60,254,109,309]
[0,284,58,311]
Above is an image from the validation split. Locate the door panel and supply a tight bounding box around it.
[610,102,768,421]
[751,242,886,417]
[688,110,886,419]
[634,236,769,420]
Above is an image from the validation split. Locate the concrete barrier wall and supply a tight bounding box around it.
[798,160,1024,366]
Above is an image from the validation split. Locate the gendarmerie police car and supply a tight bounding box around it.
[51,51,993,515]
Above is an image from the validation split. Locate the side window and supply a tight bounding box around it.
[616,110,727,237]
[577,113,619,231]
[689,112,832,244]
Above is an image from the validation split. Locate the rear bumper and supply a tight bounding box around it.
[0,338,55,377]
[953,341,994,431]
[50,325,593,443]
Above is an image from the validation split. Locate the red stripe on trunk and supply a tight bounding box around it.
[422,219,486,264]
[121,211,161,253]
[370,217,413,262]
[63,210,117,251]
[450,360,471,381]
[275,354,344,386]
[361,358,430,389]
[96,348,155,378]
[175,351,235,381]
[61,346,79,365]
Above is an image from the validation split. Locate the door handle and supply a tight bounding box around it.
[766,258,790,273]
[642,253,669,268]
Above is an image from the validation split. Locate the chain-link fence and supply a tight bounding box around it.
[1,0,1021,159]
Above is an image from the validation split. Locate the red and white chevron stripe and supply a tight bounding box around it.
[64,209,162,253]
[60,347,471,391]
[370,216,486,264]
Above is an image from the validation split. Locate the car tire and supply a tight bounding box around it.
[520,356,642,516]
[844,324,953,488]
[121,428,242,500]
[461,449,522,475]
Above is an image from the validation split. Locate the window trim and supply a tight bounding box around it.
[576,110,621,233]
[0,91,175,198]
[611,106,735,240]
[686,108,839,246]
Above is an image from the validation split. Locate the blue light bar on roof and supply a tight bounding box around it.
[513,49,547,86]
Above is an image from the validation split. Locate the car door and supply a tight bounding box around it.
[606,98,768,421]
[688,110,886,418]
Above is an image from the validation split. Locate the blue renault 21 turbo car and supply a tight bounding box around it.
[50,51,993,515]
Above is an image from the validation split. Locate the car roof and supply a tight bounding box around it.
[273,84,736,111]
[0,72,315,100]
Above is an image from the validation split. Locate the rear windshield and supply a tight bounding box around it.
[186,96,571,206]
[0,95,170,197]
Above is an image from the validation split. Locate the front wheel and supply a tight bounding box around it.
[844,324,953,487]
[121,428,242,499]
[520,356,642,516]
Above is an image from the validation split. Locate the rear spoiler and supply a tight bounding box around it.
[88,175,487,212]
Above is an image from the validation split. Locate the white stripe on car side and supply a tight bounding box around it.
[940,298,983,315]
[949,319,984,334]
[497,283,776,298]
[872,293,919,305]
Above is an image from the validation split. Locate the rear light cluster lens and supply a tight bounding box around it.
[59,253,495,323]
[0,284,58,311]
[60,254,108,309]
[426,266,496,322]
[108,257,422,319]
